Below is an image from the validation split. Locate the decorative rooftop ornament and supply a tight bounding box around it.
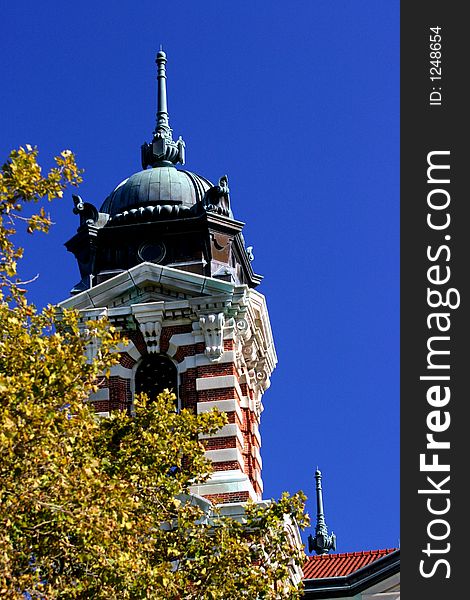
[141,50,186,168]
[202,175,231,217]
[72,194,98,226]
[308,469,337,555]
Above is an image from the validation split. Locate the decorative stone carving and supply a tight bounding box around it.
[235,317,250,338]
[255,369,267,383]
[138,320,163,353]
[242,340,257,363]
[202,175,231,217]
[199,312,225,361]
[72,194,99,225]
[233,316,248,361]
[132,302,164,354]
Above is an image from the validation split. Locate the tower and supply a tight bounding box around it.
[59,51,277,505]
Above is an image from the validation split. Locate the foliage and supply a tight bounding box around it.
[0,146,308,598]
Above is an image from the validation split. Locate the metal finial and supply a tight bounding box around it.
[141,49,185,168]
[308,468,336,555]
[155,50,169,135]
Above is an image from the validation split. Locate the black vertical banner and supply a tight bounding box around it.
[401,3,467,599]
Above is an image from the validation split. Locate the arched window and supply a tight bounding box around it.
[135,354,178,402]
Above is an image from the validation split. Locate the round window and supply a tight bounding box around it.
[138,241,166,263]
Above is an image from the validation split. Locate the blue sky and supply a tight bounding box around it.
[1,1,399,553]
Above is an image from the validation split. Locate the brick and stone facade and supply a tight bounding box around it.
[59,261,276,503]
[58,50,307,590]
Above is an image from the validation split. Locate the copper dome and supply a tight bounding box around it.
[100,166,213,224]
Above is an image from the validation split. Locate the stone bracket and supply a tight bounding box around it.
[199,312,225,361]
[132,302,165,354]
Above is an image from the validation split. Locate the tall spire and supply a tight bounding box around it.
[155,50,170,136]
[141,49,185,169]
[308,469,336,555]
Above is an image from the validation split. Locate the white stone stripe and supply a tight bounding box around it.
[109,364,132,378]
[240,396,250,409]
[196,399,243,423]
[252,446,263,469]
[167,332,202,351]
[190,470,258,501]
[253,471,264,492]
[204,448,244,468]
[196,374,235,390]
[89,388,110,401]
[116,340,141,362]
[199,423,244,448]
[196,374,243,401]
[175,351,236,372]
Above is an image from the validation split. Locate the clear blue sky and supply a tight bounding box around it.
[1,1,399,553]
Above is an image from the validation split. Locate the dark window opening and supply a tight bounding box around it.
[135,354,178,402]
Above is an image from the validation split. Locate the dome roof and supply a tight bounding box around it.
[100,166,213,222]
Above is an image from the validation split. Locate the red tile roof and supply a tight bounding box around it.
[303,548,397,579]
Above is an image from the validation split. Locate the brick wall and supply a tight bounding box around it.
[89,319,265,504]
[205,491,250,503]
[160,324,192,354]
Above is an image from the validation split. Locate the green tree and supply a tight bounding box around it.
[0,146,308,599]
